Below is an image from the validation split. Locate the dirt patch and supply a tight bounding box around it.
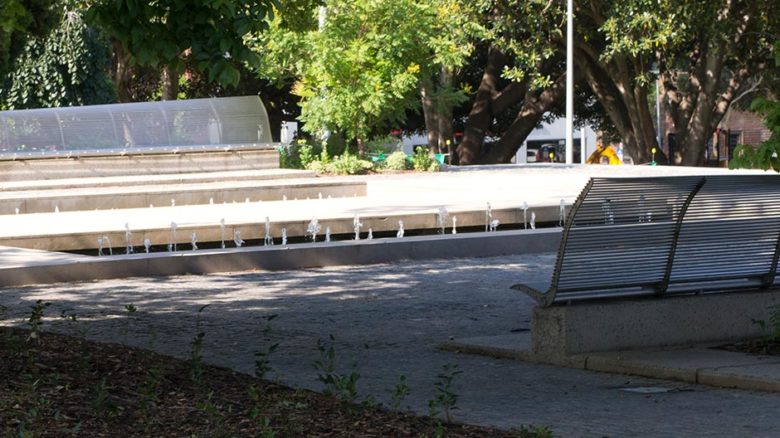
[716,339,780,356]
[0,327,548,437]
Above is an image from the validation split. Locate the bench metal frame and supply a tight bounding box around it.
[513,175,780,307]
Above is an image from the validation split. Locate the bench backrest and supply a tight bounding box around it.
[546,175,780,305]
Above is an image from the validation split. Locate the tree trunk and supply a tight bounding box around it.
[113,41,132,103]
[437,66,455,160]
[161,65,179,101]
[420,81,440,153]
[457,47,508,165]
[575,44,658,163]
[479,74,566,163]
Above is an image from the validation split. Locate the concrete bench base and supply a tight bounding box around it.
[531,290,780,361]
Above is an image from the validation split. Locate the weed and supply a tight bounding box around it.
[27,300,50,341]
[90,377,116,416]
[247,385,277,437]
[389,374,411,410]
[14,376,51,435]
[190,304,209,386]
[195,391,225,433]
[313,334,360,404]
[139,367,161,410]
[120,304,137,345]
[254,314,280,380]
[511,425,554,438]
[752,303,780,342]
[428,363,462,424]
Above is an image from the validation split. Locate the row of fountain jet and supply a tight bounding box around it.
[96,201,557,257]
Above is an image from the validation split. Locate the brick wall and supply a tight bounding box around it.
[718,109,771,146]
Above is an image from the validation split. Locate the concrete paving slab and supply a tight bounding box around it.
[0,176,366,214]
[699,361,780,392]
[0,245,89,267]
[447,332,780,393]
[3,253,780,437]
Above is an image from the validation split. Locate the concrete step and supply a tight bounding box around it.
[0,148,280,181]
[0,176,366,215]
[0,168,315,191]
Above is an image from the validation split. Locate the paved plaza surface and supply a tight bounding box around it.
[2,253,780,437]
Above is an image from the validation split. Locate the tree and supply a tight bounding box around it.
[0,0,59,77]
[730,41,780,172]
[88,0,277,101]
[578,0,778,165]
[456,0,567,165]
[2,9,116,109]
[252,0,482,154]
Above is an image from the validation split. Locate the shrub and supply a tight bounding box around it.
[299,144,317,169]
[278,139,324,170]
[306,153,373,175]
[729,143,780,172]
[412,146,435,171]
[329,153,373,175]
[385,151,410,171]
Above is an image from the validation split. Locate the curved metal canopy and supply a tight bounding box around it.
[0,95,273,159]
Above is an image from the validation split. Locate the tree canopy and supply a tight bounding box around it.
[0,0,776,168]
[88,0,278,99]
[252,0,484,150]
[2,9,115,109]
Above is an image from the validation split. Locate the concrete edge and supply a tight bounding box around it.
[697,368,780,392]
[439,334,780,393]
[0,228,560,288]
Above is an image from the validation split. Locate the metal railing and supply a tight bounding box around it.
[513,175,780,306]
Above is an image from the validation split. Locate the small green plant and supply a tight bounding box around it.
[139,367,161,410]
[511,425,554,438]
[752,303,780,342]
[277,145,291,168]
[254,314,280,380]
[27,300,50,341]
[90,377,115,416]
[313,334,361,404]
[277,138,324,170]
[389,374,411,410]
[385,150,410,171]
[329,152,374,175]
[190,304,210,385]
[15,376,52,435]
[428,363,462,424]
[320,144,331,165]
[120,304,137,345]
[195,391,225,433]
[413,146,435,171]
[299,144,316,168]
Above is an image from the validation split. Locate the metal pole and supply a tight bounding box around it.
[656,75,662,150]
[565,0,574,164]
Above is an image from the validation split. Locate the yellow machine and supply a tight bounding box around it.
[587,144,622,164]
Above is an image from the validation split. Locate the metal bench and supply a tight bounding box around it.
[513,175,780,307]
